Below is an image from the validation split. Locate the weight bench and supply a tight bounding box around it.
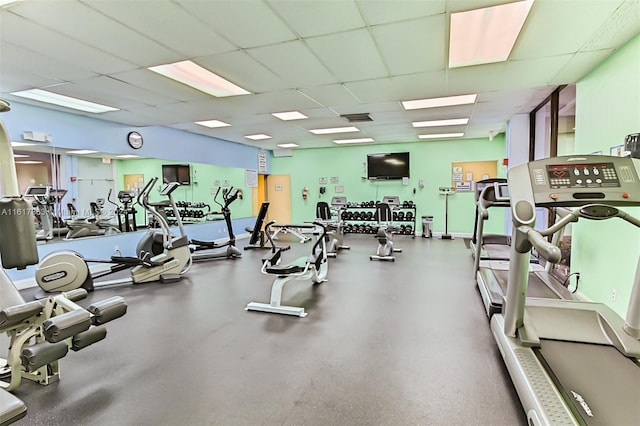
[246,221,328,317]
[1,269,127,391]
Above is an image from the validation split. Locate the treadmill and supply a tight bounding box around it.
[474,182,576,317]
[491,155,640,426]
[470,178,511,260]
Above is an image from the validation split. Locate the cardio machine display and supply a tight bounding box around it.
[543,162,620,188]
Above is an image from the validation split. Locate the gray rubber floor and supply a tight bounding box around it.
[11,234,526,425]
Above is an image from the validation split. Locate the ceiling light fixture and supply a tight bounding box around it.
[333,138,374,145]
[0,0,24,9]
[277,143,299,148]
[10,89,119,113]
[418,133,465,139]
[195,119,230,128]
[402,94,477,110]
[148,60,250,97]
[412,118,470,127]
[245,134,272,141]
[66,149,99,155]
[115,154,140,159]
[310,126,359,135]
[449,0,534,68]
[15,160,43,165]
[11,142,35,147]
[272,111,308,121]
[12,154,29,158]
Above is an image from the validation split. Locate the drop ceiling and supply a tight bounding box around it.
[1,0,639,150]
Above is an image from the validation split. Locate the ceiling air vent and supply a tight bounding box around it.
[341,113,373,123]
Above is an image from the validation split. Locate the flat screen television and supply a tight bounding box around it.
[162,164,191,185]
[367,152,410,180]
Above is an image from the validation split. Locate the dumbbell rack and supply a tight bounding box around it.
[166,201,211,224]
[340,201,417,237]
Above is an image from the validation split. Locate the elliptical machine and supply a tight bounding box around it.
[23,186,68,240]
[35,177,192,292]
[108,190,138,232]
[369,197,402,262]
[188,186,242,261]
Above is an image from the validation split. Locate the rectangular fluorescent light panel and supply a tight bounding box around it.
[277,143,299,148]
[66,149,98,155]
[419,133,464,139]
[413,118,469,127]
[245,134,272,141]
[195,119,230,128]
[272,111,308,121]
[333,138,374,145]
[15,161,43,164]
[10,89,119,113]
[449,0,534,68]
[11,142,35,147]
[13,154,29,158]
[310,126,359,135]
[402,94,477,110]
[148,60,250,97]
[115,154,140,159]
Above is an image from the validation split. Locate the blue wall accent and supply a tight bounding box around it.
[2,102,269,171]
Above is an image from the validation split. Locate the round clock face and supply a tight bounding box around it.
[127,131,143,149]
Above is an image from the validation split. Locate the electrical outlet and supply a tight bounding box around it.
[611,288,617,302]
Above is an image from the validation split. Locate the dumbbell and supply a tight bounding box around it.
[397,211,405,220]
[406,211,414,221]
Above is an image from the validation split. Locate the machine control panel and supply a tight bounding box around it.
[509,155,640,208]
[540,162,621,189]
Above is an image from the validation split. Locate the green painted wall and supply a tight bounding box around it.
[573,33,640,316]
[115,158,253,223]
[271,135,507,236]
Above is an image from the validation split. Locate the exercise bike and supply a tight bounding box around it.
[315,197,350,257]
[369,199,402,262]
[35,177,192,292]
[65,190,121,239]
[189,186,242,261]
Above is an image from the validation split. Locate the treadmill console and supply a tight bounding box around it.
[510,155,640,208]
[382,195,400,208]
[494,183,510,201]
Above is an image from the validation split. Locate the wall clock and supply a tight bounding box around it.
[127,131,143,149]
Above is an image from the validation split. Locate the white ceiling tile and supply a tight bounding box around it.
[358,0,445,25]
[372,15,447,75]
[268,0,365,37]
[550,49,616,84]
[305,29,389,82]
[296,85,361,108]
[41,81,148,111]
[0,11,138,75]
[247,41,337,88]
[110,69,214,103]
[175,0,297,48]
[197,51,286,93]
[10,0,180,67]
[511,0,623,59]
[82,0,236,57]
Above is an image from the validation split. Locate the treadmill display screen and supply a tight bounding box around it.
[545,162,620,188]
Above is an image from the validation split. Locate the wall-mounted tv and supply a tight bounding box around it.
[367,152,410,180]
[162,164,191,185]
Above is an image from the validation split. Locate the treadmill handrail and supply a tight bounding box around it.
[519,226,562,264]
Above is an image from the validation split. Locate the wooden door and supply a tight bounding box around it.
[265,174,291,224]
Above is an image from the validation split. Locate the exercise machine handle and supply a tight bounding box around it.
[520,226,562,264]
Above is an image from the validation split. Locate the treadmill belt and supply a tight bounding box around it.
[481,243,511,260]
[537,340,640,426]
[493,270,560,299]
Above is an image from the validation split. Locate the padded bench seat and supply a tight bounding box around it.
[265,257,307,275]
[0,388,26,426]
